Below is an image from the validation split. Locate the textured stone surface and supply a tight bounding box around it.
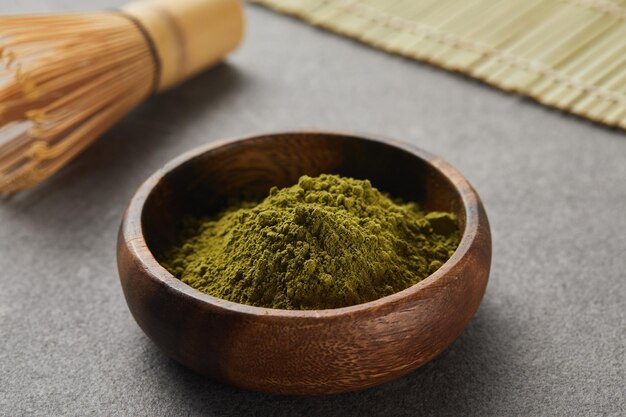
[1,1,624,416]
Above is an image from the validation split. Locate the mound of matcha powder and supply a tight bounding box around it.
[160,174,461,310]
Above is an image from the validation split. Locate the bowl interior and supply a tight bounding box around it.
[141,132,465,260]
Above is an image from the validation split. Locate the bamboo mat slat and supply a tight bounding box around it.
[252,0,626,128]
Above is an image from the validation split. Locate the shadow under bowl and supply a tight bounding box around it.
[117,131,492,395]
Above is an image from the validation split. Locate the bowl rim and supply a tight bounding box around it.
[121,130,482,319]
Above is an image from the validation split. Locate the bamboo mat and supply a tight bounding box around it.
[251,0,626,129]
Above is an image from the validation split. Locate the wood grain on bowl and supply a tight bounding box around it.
[117,131,491,395]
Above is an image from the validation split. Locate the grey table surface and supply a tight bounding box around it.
[1,1,625,416]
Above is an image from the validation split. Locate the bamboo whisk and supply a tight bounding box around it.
[0,0,244,194]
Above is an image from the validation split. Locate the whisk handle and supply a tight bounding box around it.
[122,0,244,91]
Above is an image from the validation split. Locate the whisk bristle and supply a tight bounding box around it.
[0,13,156,194]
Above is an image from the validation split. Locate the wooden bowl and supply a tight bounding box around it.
[117,131,491,395]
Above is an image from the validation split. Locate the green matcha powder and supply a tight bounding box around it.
[160,174,461,310]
